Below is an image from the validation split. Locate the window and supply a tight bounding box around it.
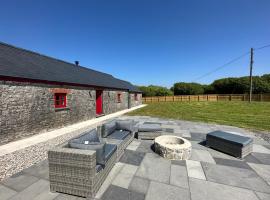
[54,93,67,108]
[135,93,138,101]
[117,93,122,103]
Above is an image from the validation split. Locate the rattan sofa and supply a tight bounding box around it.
[48,120,135,198]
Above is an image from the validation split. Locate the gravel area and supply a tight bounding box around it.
[0,123,98,181]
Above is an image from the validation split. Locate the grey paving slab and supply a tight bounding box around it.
[201,162,270,193]
[9,179,51,200]
[145,181,190,200]
[170,164,189,189]
[136,153,171,184]
[129,176,150,195]
[112,163,138,189]
[22,160,49,180]
[263,145,270,150]
[189,178,259,200]
[190,132,206,141]
[255,192,270,200]
[253,144,270,154]
[189,140,208,150]
[252,152,270,165]
[95,162,124,199]
[244,154,262,164]
[54,194,85,200]
[171,160,186,166]
[119,150,145,166]
[253,138,270,145]
[248,163,270,184]
[101,185,145,200]
[126,141,141,151]
[190,149,216,164]
[101,185,129,200]
[2,174,39,192]
[214,157,252,169]
[0,184,17,200]
[186,160,206,180]
[32,189,59,200]
[136,141,154,154]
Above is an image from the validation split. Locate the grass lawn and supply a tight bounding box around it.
[127,101,270,131]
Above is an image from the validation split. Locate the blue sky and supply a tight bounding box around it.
[0,0,269,87]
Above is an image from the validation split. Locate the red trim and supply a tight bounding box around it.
[0,75,129,91]
[54,93,67,108]
[96,90,103,115]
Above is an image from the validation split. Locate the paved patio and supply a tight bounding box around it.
[1,116,270,200]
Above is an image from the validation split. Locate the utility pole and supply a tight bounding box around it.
[249,48,254,103]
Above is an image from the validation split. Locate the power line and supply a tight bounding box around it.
[192,51,250,82]
[255,44,270,51]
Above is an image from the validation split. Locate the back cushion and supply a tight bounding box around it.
[69,141,106,165]
[72,129,100,143]
[116,120,134,132]
[101,121,116,137]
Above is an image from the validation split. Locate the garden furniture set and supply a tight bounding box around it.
[48,120,253,198]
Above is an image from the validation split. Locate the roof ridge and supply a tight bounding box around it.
[0,41,114,78]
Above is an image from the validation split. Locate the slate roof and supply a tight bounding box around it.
[0,42,141,92]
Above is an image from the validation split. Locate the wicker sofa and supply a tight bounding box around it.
[98,119,135,159]
[48,119,135,198]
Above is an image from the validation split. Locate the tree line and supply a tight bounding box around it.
[138,74,270,97]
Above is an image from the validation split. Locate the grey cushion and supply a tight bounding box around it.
[116,120,134,132]
[96,165,103,173]
[104,144,117,162]
[107,130,131,140]
[69,141,106,165]
[101,121,116,137]
[207,131,253,147]
[138,124,162,132]
[71,129,100,143]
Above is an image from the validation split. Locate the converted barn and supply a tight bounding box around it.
[0,42,142,145]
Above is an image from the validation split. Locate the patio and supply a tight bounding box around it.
[1,116,270,200]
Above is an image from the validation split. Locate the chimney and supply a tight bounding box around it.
[75,61,79,66]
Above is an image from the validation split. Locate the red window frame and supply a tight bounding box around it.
[117,93,122,103]
[54,93,67,108]
[135,93,138,101]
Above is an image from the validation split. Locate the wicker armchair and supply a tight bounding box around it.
[48,142,117,198]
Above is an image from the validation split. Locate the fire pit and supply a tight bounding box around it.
[154,135,192,160]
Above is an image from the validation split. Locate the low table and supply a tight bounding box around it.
[154,135,192,160]
[206,131,253,158]
[137,123,162,140]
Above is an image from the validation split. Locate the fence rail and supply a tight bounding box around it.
[143,94,270,103]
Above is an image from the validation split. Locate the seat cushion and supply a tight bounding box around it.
[104,144,117,162]
[116,120,134,132]
[101,121,116,137]
[138,124,162,132]
[207,131,253,147]
[71,129,100,144]
[69,141,106,165]
[96,165,103,173]
[107,130,131,140]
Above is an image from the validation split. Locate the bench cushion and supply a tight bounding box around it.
[107,130,131,140]
[207,131,253,147]
[71,129,100,143]
[138,124,162,132]
[116,120,134,132]
[104,144,117,162]
[101,121,116,137]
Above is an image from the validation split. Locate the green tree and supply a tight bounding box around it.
[138,85,173,97]
[173,82,204,95]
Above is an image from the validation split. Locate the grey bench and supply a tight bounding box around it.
[137,123,163,140]
[206,131,253,158]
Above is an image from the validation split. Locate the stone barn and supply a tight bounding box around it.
[0,42,142,145]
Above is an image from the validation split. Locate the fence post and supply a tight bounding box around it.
[173,95,175,102]
[217,95,219,101]
[207,95,209,101]
[260,94,262,101]
[189,95,191,102]
[229,95,232,101]
[165,96,166,102]
[198,95,200,101]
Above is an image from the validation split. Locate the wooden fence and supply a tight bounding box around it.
[143,94,270,103]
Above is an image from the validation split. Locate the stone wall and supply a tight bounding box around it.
[0,80,137,145]
[129,93,142,107]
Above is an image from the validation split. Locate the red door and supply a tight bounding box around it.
[96,90,103,115]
